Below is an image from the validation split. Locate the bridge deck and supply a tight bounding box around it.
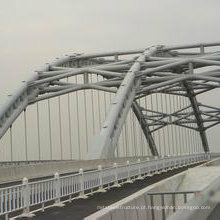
[24,163,202,220]
[0,156,153,185]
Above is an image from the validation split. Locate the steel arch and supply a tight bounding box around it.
[1,42,220,159]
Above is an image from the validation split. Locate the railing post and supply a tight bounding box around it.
[167,155,172,171]
[189,155,192,165]
[183,155,187,167]
[54,172,64,207]
[176,154,179,168]
[192,154,195,164]
[207,152,211,160]
[113,163,120,187]
[155,156,161,174]
[173,154,177,169]
[196,154,199,163]
[21,177,35,217]
[78,168,88,199]
[170,156,175,170]
[97,165,106,192]
[161,156,167,172]
[137,159,143,180]
[146,158,153,177]
[126,161,133,183]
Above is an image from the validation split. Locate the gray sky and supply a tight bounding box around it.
[0,0,220,153]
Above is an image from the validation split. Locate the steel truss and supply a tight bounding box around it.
[1,42,220,159]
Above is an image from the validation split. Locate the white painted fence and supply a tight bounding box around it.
[0,153,209,219]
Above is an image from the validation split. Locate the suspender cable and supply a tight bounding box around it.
[165,94,170,155]
[10,125,13,161]
[173,94,177,155]
[132,110,137,157]
[36,102,41,160]
[24,109,28,161]
[160,93,166,155]
[192,114,195,153]
[150,95,155,155]
[97,75,102,130]
[75,76,81,160]
[67,77,73,160]
[194,129,196,153]
[58,96,63,160]
[125,119,129,157]
[179,95,184,154]
[83,75,89,154]
[129,110,134,157]
[177,92,182,155]
[183,97,187,154]
[155,93,161,156]
[48,99,52,160]
[144,96,150,156]
[188,99,192,154]
[186,98,190,154]
[169,95,174,155]
[90,75,95,136]
[138,98,144,157]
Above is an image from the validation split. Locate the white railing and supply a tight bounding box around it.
[0,153,210,219]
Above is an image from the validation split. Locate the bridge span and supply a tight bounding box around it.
[0,42,220,219]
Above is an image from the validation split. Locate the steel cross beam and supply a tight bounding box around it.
[184,84,209,152]
[132,101,158,156]
[183,64,209,152]
[88,47,158,159]
[2,42,220,160]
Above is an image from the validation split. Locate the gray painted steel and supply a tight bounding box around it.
[1,42,220,159]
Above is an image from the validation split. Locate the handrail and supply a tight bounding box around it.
[0,153,209,219]
[168,174,220,220]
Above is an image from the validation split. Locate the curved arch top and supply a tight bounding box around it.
[1,42,220,159]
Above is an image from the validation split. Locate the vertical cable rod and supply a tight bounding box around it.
[144,96,150,156]
[173,94,178,155]
[132,110,137,157]
[58,96,63,160]
[160,93,166,155]
[155,93,161,155]
[83,86,89,154]
[48,99,52,160]
[138,98,144,156]
[181,95,186,154]
[169,94,174,155]
[10,125,13,161]
[97,75,102,130]
[90,75,96,136]
[165,94,170,155]
[36,102,41,160]
[24,109,28,161]
[75,76,81,160]
[67,77,73,160]
[177,91,182,155]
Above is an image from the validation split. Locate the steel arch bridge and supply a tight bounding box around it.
[0,42,220,161]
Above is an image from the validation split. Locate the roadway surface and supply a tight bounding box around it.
[21,163,204,220]
[0,156,153,185]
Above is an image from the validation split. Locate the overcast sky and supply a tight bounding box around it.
[0,0,220,153]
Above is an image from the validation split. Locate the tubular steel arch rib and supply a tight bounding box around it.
[1,42,220,159]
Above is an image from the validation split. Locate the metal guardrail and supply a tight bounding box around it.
[0,153,209,219]
[168,174,220,220]
[0,160,75,167]
[148,190,201,220]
